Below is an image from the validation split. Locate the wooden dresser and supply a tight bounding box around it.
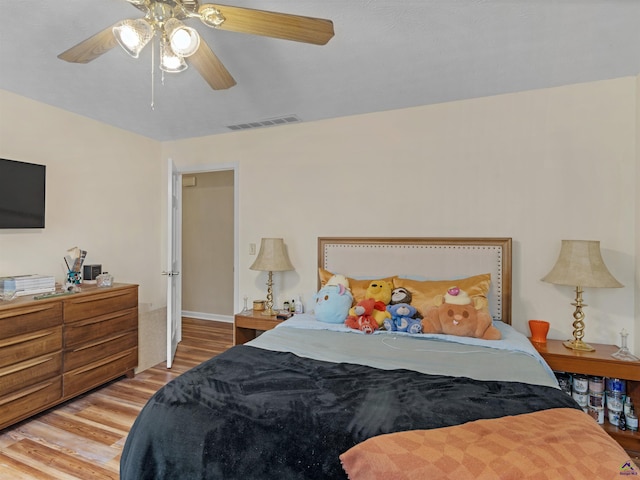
[0,283,138,430]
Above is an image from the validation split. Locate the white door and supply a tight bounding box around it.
[165,158,182,368]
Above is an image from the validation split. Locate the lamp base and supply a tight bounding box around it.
[562,287,595,352]
[261,308,277,317]
[563,339,595,352]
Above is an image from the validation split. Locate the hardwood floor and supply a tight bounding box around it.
[0,318,233,480]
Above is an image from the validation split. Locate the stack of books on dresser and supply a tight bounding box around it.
[0,274,56,297]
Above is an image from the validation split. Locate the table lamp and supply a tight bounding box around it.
[541,240,623,352]
[250,238,294,316]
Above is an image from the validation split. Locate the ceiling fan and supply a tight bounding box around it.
[58,0,335,90]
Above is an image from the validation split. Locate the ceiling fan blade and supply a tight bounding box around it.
[205,4,334,45]
[58,25,119,63]
[188,40,236,90]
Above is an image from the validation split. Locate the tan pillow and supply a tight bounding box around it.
[340,408,633,480]
[393,273,491,316]
[318,268,396,303]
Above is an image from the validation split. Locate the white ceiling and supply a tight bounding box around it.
[1,1,639,142]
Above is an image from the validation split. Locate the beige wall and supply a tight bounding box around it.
[1,75,639,367]
[181,171,234,317]
[0,91,166,371]
[164,76,639,353]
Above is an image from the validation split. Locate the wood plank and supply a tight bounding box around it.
[1,437,117,479]
[5,420,121,468]
[0,453,62,480]
[32,411,122,446]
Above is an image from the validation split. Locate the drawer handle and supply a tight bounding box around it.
[0,380,56,406]
[67,310,131,328]
[0,329,57,349]
[0,355,56,377]
[67,290,132,304]
[71,333,129,352]
[0,303,59,320]
[68,350,132,376]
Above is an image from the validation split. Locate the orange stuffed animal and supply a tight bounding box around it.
[421,287,501,340]
[345,298,379,334]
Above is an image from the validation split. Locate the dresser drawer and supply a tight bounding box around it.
[0,351,62,396]
[63,347,137,398]
[0,326,63,369]
[0,284,138,430]
[64,307,137,349]
[0,377,62,429]
[63,286,137,323]
[0,302,62,338]
[64,331,137,372]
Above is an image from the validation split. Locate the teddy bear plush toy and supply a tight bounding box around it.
[421,287,501,340]
[349,280,393,327]
[388,287,423,319]
[384,303,423,334]
[345,298,379,334]
[314,283,353,324]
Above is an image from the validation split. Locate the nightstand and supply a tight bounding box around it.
[531,338,640,460]
[234,310,282,345]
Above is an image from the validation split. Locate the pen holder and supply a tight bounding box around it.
[67,270,81,285]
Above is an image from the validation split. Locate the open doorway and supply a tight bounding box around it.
[165,161,238,367]
[181,169,235,321]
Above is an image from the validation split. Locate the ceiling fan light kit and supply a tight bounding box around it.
[58,0,335,91]
[160,37,188,72]
[165,18,200,57]
[113,19,154,58]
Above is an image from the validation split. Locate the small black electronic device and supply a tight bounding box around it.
[83,264,102,281]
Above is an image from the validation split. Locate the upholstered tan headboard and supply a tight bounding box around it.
[318,237,512,325]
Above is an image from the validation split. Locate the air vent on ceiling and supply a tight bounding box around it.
[226,115,301,131]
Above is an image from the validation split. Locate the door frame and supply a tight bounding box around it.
[171,161,239,325]
[166,158,181,368]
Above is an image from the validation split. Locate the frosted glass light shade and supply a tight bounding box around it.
[159,38,187,72]
[113,19,153,58]
[165,18,200,57]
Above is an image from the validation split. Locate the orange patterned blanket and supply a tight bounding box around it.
[340,408,635,479]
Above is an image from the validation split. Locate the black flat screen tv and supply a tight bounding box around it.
[0,158,46,229]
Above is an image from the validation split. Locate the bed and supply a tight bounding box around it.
[120,237,632,479]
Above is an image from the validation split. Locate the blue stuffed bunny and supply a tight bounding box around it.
[384,303,422,334]
[314,284,353,324]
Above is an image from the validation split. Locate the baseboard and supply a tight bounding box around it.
[181,310,233,324]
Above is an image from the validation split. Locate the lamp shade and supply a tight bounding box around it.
[250,238,294,272]
[541,240,623,288]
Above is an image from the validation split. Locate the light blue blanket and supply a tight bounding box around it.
[264,313,558,387]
